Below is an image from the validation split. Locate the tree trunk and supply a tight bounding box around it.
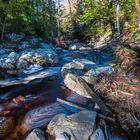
[108,0,116,35]
[47,0,55,41]
[57,0,61,39]
[68,0,72,18]
[116,0,120,35]
[1,18,6,41]
[135,0,140,28]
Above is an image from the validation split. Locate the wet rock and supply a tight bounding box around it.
[61,59,96,77]
[0,52,20,71]
[18,41,31,50]
[62,58,113,85]
[25,128,46,140]
[6,33,25,42]
[0,49,13,56]
[69,43,89,50]
[90,128,105,140]
[0,67,61,87]
[23,65,43,74]
[0,116,15,137]
[17,58,30,71]
[18,44,58,67]
[47,110,97,140]
[0,43,59,76]
[28,37,43,46]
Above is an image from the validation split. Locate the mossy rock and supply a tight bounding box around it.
[0,117,15,138]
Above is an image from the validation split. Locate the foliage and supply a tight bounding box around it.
[70,0,136,40]
[0,0,57,39]
[0,0,140,41]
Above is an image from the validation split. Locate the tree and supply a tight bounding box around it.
[116,0,120,35]
[47,0,55,41]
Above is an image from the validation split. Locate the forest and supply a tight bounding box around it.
[0,0,140,140]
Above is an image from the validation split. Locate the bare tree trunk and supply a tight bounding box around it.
[47,0,55,41]
[108,0,116,35]
[135,0,140,28]
[68,0,72,18]
[57,0,61,39]
[1,18,6,41]
[116,0,120,35]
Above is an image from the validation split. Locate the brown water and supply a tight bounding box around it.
[0,78,72,140]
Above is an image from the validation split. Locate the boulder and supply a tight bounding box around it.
[16,58,31,71]
[18,41,31,50]
[0,52,20,71]
[47,110,97,140]
[6,33,25,42]
[0,116,15,137]
[69,43,89,50]
[62,59,113,85]
[61,59,96,77]
[90,128,105,140]
[25,128,46,140]
[18,44,58,67]
[28,37,43,46]
[64,73,92,98]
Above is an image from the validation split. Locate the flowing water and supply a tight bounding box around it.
[0,49,114,139]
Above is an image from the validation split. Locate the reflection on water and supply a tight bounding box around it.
[0,78,72,140]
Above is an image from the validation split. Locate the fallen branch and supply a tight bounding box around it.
[102,120,109,140]
[57,98,115,122]
[77,76,112,115]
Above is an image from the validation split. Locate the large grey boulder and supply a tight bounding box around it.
[18,43,58,68]
[0,52,20,71]
[62,58,113,86]
[0,43,59,75]
[61,59,96,77]
[64,73,92,98]
[47,110,97,140]
[25,128,46,140]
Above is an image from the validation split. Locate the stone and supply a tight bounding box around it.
[47,110,97,140]
[18,41,31,50]
[69,43,87,50]
[55,134,70,140]
[23,64,43,74]
[0,49,13,56]
[0,117,15,137]
[25,128,46,140]
[90,128,105,140]
[6,33,25,42]
[0,52,20,71]
[61,59,96,77]
[28,37,43,46]
[62,59,113,87]
[64,73,92,98]
[18,44,58,67]
[16,58,30,71]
